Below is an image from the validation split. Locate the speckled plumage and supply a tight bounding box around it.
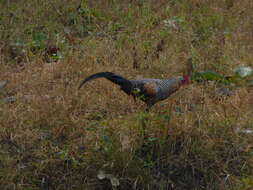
[79,72,189,109]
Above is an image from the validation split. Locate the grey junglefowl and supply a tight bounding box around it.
[78,72,190,110]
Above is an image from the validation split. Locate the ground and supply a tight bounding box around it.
[0,0,253,189]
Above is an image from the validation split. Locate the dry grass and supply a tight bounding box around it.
[0,0,253,189]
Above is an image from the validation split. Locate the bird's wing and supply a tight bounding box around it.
[143,82,158,97]
[131,79,161,98]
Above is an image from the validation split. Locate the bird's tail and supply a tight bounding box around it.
[78,72,132,89]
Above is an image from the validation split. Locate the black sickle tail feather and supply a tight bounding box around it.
[78,72,132,92]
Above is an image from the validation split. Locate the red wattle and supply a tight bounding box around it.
[181,75,190,85]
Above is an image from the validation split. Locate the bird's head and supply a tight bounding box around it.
[181,75,190,86]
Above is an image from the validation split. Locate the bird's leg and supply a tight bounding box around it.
[145,106,151,112]
[145,100,154,112]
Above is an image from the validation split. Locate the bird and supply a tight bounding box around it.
[78,72,190,110]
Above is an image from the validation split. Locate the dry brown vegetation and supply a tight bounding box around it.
[0,0,253,189]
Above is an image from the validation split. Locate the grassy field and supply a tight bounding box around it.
[0,0,253,189]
